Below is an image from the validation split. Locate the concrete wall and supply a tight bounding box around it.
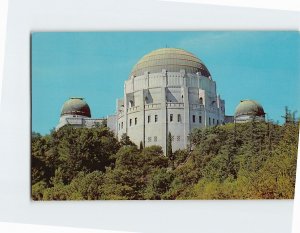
[235,115,265,123]
[56,114,108,130]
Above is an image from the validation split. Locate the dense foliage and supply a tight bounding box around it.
[31,121,299,200]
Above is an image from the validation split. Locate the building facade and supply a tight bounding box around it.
[56,97,105,130]
[116,48,225,152]
[56,49,266,154]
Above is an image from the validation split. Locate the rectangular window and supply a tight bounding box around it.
[154,136,157,142]
[193,115,195,123]
[148,137,152,142]
[121,122,123,129]
[130,119,132,126]
[155,115,158,122]
[209,117,211,125]
[217,120,219,125]
[135,117,137,125]
[177,136,180,142]
[213,118,215,125]
[170,114,173,122]
[148,115,151,123]
[199,116,202,123]
[177,114,181,122]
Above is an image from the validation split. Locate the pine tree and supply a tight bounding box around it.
[167,132,173,159]
[139,141,144,151]
[120,133,136,147]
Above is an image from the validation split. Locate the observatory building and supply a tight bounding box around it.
[116,48,225,152]
[56,97,105,130]
[234,100,266,123]
[56,48,266,154]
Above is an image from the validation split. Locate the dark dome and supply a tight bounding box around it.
[130,48,211,77]
[235,100,265,118]
[60,97,91,117]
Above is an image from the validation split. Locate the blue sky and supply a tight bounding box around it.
[32,31,300,135]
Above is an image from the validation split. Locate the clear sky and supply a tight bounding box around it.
[32,31,300,135]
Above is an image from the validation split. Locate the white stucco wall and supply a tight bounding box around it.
[56,114,107,131]
[117,69,225,154]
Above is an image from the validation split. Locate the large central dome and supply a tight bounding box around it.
[130,48,211,77]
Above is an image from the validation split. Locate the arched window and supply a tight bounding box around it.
[129,100,134,108]
[170,114,173,122]
[177,114,181,122]
[199,97,203,105]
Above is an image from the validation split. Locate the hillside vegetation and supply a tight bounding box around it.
[31,121,298,200]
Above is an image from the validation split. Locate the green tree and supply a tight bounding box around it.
[145,168,174,199]
[120,133,136,147]
[167,132,173,160]
[31,113,298,200]
[139,141,144,151]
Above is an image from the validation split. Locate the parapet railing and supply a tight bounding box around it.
[190,104,221,114]
[190,104,204,110]
[66,118,83,124]
[166,102,184,108]
[144,103,161,109]
[127,106,140,113]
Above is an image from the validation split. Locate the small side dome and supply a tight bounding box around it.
[60,97,91,117]
[235,100,265,118]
